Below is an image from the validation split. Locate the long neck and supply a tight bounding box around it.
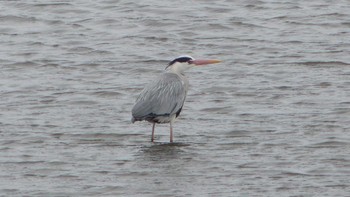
[168,66,185,76]
[166,62,191,76]
[168,67,189,95]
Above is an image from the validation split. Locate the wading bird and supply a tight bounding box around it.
[131,55,221,142]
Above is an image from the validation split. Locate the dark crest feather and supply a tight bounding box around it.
[166,56,194,69]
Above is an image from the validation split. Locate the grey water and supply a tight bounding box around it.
[1,0,350,196]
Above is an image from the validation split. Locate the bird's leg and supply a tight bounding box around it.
[151,123,155,142]
[170,122,173,143]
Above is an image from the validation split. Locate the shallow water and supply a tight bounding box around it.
[1,0,350,196]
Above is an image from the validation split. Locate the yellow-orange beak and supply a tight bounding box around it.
[190,59,221,66]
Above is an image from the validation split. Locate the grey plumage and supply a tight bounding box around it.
[131,55,221,142]
[131,72,188,124]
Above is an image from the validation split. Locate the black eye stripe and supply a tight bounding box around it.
[176,57,192,63]
[167,57,193,66]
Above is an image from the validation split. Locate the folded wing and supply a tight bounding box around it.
[132,73,187,122]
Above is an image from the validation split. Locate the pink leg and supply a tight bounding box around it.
[151,123,155,142]
[170,122,173,143]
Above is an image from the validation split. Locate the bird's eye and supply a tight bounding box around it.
[188,60,194,64]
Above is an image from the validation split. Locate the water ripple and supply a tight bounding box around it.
[0,0,349,196]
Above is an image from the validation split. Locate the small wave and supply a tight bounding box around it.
[34,3,72,7]
[307,140,349,148]
[92,91,123,97]
[5,61,40,68]
[281,171,312,177]
[200,106,234,114]
[0,15,37,23]
[296,61,350,66]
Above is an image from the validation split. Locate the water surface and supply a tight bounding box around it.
[1,0,350,196]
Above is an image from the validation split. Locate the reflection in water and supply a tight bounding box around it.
[139,142,190,161]
[130,143,200,196]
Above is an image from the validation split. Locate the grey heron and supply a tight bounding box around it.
[131,55,221,142]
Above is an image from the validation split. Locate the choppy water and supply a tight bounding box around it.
[1,0,350,196]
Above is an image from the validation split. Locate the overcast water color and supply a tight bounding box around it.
[0,0,350,196]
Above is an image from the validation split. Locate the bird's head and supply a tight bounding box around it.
[165,55,221,74]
